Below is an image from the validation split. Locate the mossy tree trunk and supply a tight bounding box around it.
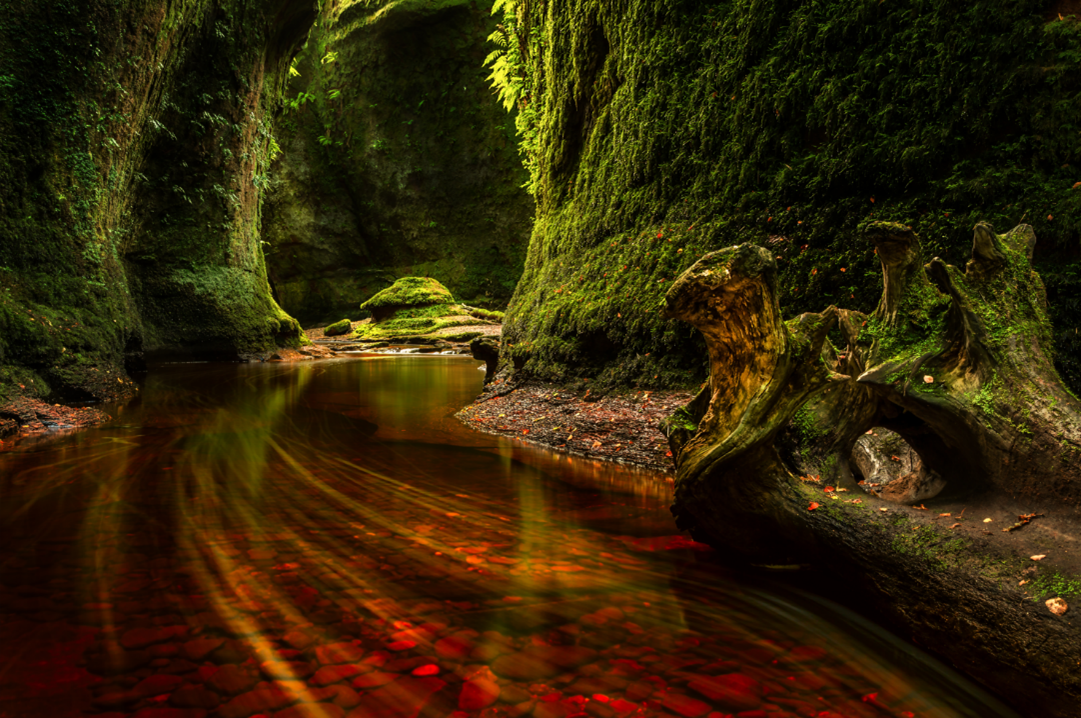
[663,221,1081,715]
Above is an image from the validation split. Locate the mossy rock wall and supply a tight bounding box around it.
[499,0,1081,391]
[262,0,533,327]
[0,0,313,402]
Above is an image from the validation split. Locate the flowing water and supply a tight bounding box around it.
[0,356,1020,718]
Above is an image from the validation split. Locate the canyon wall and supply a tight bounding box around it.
[498,0,1081,391]
[262,0,533,326]
[0,0,317,403]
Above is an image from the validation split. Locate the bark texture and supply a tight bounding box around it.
[663,221,1081,716]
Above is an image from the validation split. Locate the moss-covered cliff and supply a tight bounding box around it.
[0,0,314,404]
[497,0,1081,391]
[262,0,533,326]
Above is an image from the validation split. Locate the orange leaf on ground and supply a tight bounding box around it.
[1031,554,1047,561]
[807,502,820,511]
[1047,597,1068,615]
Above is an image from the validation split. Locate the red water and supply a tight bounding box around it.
[0,357,1018,718]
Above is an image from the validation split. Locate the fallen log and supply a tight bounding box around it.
[663,222,1081,716]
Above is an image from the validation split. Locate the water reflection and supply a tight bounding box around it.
[0,357,1018,718]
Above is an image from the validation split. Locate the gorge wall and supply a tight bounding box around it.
[262,0,533,326]
[497,0,1081,392]
[0,0,316,404]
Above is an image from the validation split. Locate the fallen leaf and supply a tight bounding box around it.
[923,375,934,383]
[591,440,602,449]
[939,512,951,517]
[950,523,960,528]
[807,502,820,511]
[824,486,835,492]
[1047,597,1068,615]
[879,508,889,512]
[1019,580,1029,586]
[836,488,849,492]
[913,504,928,510]
[983,518,993,523]
[1031,554,1047,561]
[848,498,863,505]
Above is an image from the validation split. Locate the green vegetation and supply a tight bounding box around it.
[361,277,455,311]
[324,319,353,336]
[262,0,533,325]
[493,0,1081,390]
[0,0,309,399]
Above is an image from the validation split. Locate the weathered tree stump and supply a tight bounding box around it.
[662,222,1081,716]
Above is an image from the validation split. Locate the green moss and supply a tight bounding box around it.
[495,0,1081,390]
[1029,569,1081,601]
[0,0,310,398]
[263,0,532,324]
[324,318,353,336]
[361,277,455,310]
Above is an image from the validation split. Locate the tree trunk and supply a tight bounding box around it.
[662,222,1081,716]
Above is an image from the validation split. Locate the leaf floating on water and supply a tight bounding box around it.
[1031,554,1047,561]
[1047,597,1068,615]
[807,502,820,511]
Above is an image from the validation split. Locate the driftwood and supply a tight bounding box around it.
[662,222,1081,716]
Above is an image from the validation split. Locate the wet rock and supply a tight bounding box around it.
[315,642,365,665]
[130,709,208,718]
[458,676,500,710]
[686,673,762,711]
[133,673,185,698]
[217,686,296,718]
[183,637,225,661]
[312,664,365,686]
[284,628,319,651]
[329,684,361,709]
[91,688,139,709]
[491,646,597,681]
[86,648,152,675]
[498,684,531,704]
[209,664,258,695]
[161,658,201,675]
[274,704,345,718]
[532,701,569,718]
[351,671,398,689]
[660,692,711,717]
[122,626,176,649]
[210,639,248,664]
[261,660,316,680]
[347,676,449,718]
[170,685,222,709]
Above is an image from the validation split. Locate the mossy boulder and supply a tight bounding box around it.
[361,277,455,322]
[324,319,353,337]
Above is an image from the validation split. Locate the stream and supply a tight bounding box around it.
[0,356,1020,718]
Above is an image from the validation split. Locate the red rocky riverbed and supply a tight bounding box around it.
[0,358,1017,718]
